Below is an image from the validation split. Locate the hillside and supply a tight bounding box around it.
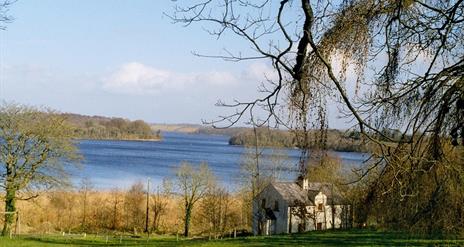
[151,123,202,133]
[151,124,248,136]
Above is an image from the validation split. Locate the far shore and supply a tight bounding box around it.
[74,137,162,142]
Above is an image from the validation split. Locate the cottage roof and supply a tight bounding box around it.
[271,182,313,206]
[268,181,347,206]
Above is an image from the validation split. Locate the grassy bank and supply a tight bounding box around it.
[0,229,462,247]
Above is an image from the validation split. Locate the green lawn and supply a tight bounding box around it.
[0,229,462,247]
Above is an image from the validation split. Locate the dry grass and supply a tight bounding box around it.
[0,189,246,237]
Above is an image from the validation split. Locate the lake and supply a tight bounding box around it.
[69,132,368,190]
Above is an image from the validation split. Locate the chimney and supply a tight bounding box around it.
[296,176,310,190]
[302,178,309,190]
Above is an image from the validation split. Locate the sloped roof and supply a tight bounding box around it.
[271,182,313,206]
[269,181,347,206]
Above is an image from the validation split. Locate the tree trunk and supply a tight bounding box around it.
[2,186,16,236]
[184,205,192,237]
[153,210,159,232]
[82,193,87,230]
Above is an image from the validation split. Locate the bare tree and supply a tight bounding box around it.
[199,184,231,239]
[0,0,14,30]
[0,104,80,236]
[239,130,291,231]
[79,177,93,231]
[110,188,122,230]
[175,162,214,237]
[152,178,171,233]
[290,199,318,233]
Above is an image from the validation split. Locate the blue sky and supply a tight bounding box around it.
[0,1,353,128]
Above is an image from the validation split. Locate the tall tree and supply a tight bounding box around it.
[170,0,464,233]
[199,184,231,239]
[0,104,80,236]
[239,128,291,231]
[175,162,213,237]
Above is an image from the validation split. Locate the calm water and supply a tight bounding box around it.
[69,132,368,189]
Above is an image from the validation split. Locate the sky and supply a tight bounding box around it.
[0,1,352,128]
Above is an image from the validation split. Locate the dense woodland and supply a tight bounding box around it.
[63,113,161,141]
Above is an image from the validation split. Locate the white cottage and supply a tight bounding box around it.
[252,179,352,235]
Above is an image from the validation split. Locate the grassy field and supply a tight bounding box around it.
[0,229,462,247]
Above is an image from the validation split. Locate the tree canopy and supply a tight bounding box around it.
[0,103,81,235]
[63,113,161,141]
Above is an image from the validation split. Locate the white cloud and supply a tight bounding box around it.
[101,61,284,95]
[241,62,278,82]
[102,62,241,95]
[102,62,173,94]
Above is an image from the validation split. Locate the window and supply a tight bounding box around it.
[261,199,266,209]
[274,201,279,211]
[317,203,323,211]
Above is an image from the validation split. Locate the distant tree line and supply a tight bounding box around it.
[228,128,376,153]
[62,113,161,141]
